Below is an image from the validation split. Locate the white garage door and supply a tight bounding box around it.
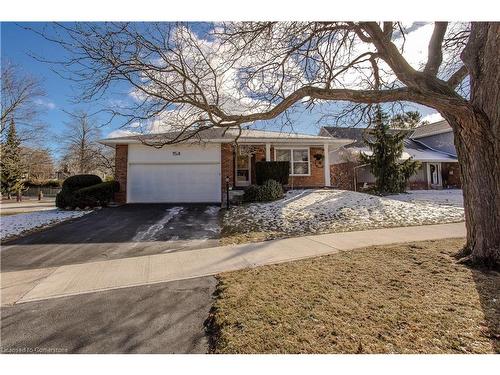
[127,144,221,203]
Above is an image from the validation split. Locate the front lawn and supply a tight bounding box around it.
[207,238,499,353]
[222,189,465,244]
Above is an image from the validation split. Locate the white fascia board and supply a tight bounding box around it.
[100,137,354,146]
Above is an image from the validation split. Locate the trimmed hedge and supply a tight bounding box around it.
[255,161,290,185]
[55,190,74,208]
[62,174,102,192]
[243,179,283,202]
[73,181,120,208]
[242,185,260,202]
[56,174,118,209]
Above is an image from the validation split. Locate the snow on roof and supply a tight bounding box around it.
[403,139,457,161]
[334,139,457,163]
[322,125,457,164]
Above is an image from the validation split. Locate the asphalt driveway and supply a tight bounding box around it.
[1,276,216,354]
[1,204,222,272]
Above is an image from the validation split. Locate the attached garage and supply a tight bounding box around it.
[102,127,352,204]
[126,144,221,203]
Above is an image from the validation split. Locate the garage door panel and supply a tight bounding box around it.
[128,163,221,203]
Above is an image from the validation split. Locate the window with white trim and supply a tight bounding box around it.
[275,148,310,176]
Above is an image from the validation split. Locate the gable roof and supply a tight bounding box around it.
[100,127,353,146]
[410,120,452,139]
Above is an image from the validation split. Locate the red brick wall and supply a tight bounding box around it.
[330,162,356,190]
[221,143,234,201]
[286,147,325,188]
[222,144,327,197]
[114,144,128,203]
[259,146,326,188]
[442,162,461,188]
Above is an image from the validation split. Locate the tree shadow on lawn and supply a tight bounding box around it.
[471,267,500,353]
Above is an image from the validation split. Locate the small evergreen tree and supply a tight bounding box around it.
[1,119,26,199]
[360,108,420,194]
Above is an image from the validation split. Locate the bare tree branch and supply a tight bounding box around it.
[424,22,448,75]
[1,62,47,143]
[30,22,471,145]
[447,65,468,88]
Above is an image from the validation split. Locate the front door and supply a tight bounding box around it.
[236,153,251,187]
[428,162,442,189]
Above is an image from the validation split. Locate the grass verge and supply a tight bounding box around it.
[207,238,499,353]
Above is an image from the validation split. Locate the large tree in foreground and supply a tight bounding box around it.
[35,22,499,267]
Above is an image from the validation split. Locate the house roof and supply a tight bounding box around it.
[321,124,457,163]
[100,127,354,146]
[410,120,452,139]
[403,138,457,162]
[320,127,367,147]
[321,126,413,147]
[341,139,457,163]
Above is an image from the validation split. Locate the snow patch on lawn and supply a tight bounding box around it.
[387,189,463,207]
[0,209,91,242]
[224,189,464,237]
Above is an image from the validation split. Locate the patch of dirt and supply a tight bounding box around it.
[207,238,499,353]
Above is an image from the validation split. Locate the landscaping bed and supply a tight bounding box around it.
[222,189,465,244]
[207,238,499,354]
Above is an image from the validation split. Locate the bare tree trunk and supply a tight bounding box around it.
[445,111,500,268]
[444,22,500,268]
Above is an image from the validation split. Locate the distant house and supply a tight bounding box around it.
[320,120,461,191]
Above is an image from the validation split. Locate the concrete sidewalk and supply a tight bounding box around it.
[1,222,465,305]
[0,198,56,215]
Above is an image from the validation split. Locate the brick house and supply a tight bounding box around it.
[101,128,352,204]
[320,120,462,191]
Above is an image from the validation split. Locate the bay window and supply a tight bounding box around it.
[275,148,310,176]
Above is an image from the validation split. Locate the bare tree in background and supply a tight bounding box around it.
[21,147,55,184]
[59,111,114,178]
[33,22,499,267]
[1,62,48,143]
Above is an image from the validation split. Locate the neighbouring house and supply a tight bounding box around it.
[320,120,462,191]
[100,128,352,204]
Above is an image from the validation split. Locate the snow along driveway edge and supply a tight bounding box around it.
[0,209,92,243]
